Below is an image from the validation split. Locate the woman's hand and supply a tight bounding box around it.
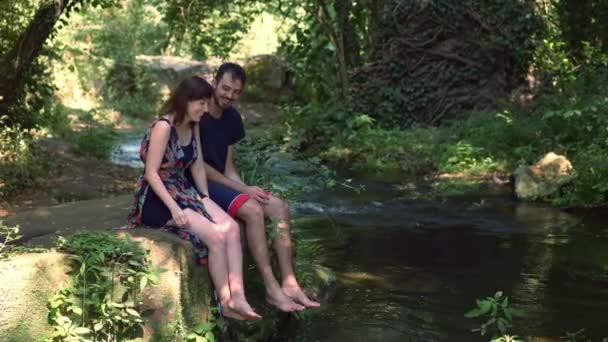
[170,207,189,228]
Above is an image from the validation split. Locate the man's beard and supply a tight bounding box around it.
[214,93,231,110]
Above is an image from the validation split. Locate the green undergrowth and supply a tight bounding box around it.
[279,53,608,206]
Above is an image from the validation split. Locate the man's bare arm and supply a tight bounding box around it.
[207,145,269,204]
[224,146,244,184]
[204,161,248,193]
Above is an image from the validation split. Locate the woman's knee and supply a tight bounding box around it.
[224,219,241,240]
[184,209,227,249]
[205,229,226,250]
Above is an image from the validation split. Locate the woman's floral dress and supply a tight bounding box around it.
[125,117,212,264]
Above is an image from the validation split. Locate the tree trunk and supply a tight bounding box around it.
[0,0,70,111]
[313,0,349,97]
[368,0,385,51]
[335,0,361,68]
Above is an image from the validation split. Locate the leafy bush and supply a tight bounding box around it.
[48,231,160,341]
[73,125,117,160]
[0,122,52,199]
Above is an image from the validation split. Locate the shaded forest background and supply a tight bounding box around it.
[1,0,608,207]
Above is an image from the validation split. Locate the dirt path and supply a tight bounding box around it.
[0,139,139,217]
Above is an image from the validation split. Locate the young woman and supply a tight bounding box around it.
[126,76,261,321]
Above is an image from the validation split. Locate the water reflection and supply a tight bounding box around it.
[292,189,608,341]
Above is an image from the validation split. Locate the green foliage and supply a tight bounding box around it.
[57,0,164,119]
[465,291,515,338]
[185,322,217,342]
[281,41,608,205]
[0,121,52,199]
[553,0,608,55]
[235,131,336,199]
[1,55,59,130]
[0,0,120,130]
[46,106,118,160]
[491,335,524,342]
[550,144,608,207]
[160,0,261,59]
[73,125,117,160]
[0,1,39,54]
[438,141,499,175]
[82,0,167,59]
[429,180,483,198]
[281,101,443,176]
[47,231,160,341]
[275,8,340,102]
[262,0,374,102]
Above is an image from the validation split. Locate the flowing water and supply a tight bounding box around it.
[290,182,608,341]
[111,137,608,341]
[111,132,144,168]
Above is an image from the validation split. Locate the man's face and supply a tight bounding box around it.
[214,73,243,110]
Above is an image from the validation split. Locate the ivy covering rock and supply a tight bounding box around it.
[350,0,544,127]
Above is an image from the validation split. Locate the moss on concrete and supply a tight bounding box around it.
[0,252,69,342]
[1,228,215,342]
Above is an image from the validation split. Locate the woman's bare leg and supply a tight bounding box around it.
[183,207,260,320]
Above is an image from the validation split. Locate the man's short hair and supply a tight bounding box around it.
[215,63,247,86]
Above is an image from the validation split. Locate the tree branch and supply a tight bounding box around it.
[0,0,70,110]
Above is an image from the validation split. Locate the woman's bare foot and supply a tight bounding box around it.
[283,285,321,308]
[222,306,247,320]
[227,298,262,320]
[266,288,305,312]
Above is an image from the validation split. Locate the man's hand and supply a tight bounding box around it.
[244,185,270,205]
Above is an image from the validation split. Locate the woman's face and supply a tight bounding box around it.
[187,98,209,122]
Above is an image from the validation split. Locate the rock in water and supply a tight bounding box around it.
[514,152,574,200]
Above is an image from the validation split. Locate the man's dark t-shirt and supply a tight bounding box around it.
[198,106,245,174]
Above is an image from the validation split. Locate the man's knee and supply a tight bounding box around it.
[238,199,264,222]
[279,199,289,214]
[268,196,289,217]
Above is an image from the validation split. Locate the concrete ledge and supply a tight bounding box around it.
[0,228,213,341]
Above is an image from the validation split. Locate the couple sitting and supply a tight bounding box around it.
[125,63,319,320]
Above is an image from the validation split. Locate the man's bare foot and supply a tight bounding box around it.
[266,288,305,312]
[283,285,321,308]
[226,298,262,320]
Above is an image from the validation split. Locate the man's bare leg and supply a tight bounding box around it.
[237,199,304,312]
[265,196,320,308]
[182,207,261,320]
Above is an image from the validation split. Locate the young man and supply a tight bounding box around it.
[197,63,320,311]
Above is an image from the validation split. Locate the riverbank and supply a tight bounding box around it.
[281,60,608,208]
